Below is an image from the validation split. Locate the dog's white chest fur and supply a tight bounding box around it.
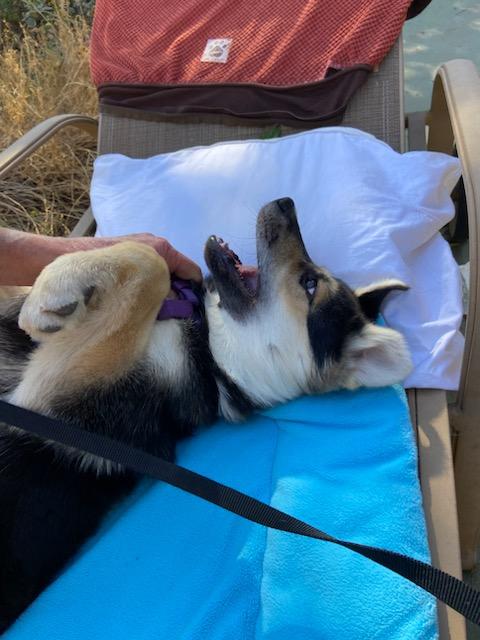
[206,292,315,413]
[147,320,188,385]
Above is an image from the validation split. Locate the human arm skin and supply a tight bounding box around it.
[0,228,202,286]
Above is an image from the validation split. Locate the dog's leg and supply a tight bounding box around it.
[0,451,137,633]
[11,241,170,410]
[0,242,171,631]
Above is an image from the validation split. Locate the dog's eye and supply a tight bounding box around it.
[301,278,317,301]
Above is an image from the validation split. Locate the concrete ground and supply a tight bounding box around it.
[403,0,480,112]
[404,3,479,638]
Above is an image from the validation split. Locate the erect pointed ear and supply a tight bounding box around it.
[347,324,412,388]
[355,280,409,321]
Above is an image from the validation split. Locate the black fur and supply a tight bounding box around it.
[0,428,135,632]
[0,296,35,395]
[307,281,364,365]
[0,303,234,632]
[213,364,258,416]
[357,283,408,322]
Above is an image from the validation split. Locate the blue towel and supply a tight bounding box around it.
[7,386,438,639]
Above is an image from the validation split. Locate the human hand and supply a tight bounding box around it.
[72,233,203,283]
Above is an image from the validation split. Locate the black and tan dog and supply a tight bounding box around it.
[0,198,411,631]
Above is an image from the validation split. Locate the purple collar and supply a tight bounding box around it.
[157,279,201,322]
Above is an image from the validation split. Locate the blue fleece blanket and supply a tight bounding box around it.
[7,386,438,639]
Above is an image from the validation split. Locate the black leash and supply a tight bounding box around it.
[0,398,479,626]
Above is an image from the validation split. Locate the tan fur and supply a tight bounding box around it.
[280,264,337,322]
[11,242,170,411]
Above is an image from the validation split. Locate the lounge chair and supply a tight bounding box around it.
[0,24,479,639]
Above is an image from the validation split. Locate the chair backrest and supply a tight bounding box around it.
[98,39,404,158]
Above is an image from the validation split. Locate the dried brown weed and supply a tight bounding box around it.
[0,3,97,235]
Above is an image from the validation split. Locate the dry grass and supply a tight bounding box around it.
[0,2,97,235]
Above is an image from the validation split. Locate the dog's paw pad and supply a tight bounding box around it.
[44,301,79,317]
[18,296,84,338]
[41,324,63,334]
[19,289,88,339]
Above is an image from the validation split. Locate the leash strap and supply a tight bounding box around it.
[0,398,479,626]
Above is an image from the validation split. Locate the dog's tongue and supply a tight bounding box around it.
[238,265,258,291]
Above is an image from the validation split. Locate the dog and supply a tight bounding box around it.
[0,197,411,631]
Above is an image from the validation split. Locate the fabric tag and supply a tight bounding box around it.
[201,39,232,63]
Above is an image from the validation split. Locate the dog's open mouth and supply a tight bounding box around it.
[206,236,259,296]
[204,198,305,317]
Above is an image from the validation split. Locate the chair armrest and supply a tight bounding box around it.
[0,114,98,179]
[428,60,480,416]
[69,207,96,238]
[427,59,480,569]
[409,389,466,638]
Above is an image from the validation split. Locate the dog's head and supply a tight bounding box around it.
[204,198,412,417]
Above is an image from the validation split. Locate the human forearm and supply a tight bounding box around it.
[0,228,202,286]
[0,228,65,286]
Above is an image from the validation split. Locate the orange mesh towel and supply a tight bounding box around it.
[91,0,423,125]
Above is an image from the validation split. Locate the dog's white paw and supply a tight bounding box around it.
[18,242,170,342]
[18,254,100,340]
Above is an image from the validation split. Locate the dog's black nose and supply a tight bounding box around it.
[276,197,295,212]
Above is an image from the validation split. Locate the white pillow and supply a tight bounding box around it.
[91,127,463,390]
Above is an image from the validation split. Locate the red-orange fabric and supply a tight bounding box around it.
[91,0,412,87]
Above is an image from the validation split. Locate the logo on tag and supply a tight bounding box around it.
[201,39,232,64]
